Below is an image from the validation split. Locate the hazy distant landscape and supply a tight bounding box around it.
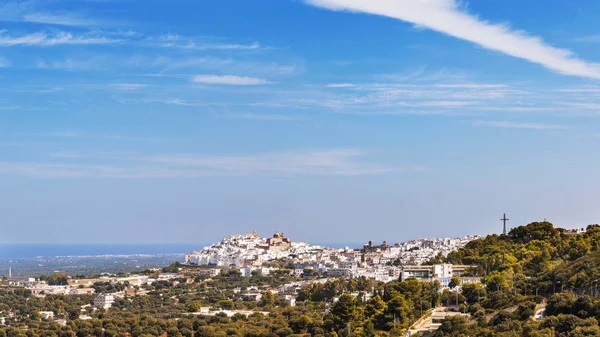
[0,242,363,277]
[0,244,202,276]
[0,254,183,277]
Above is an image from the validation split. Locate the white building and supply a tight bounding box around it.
[69,288,95,295]
[401,264,473,281]
[112,275,148,286]
[93,294,115,309]
[284,295,296,306]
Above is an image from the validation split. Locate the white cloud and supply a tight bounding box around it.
[476,106,555,112]
[49,151,81,158]
[574,35,600,43]
[35,58,93,71]
[0,162,126,178]
[555,87,600,93]
[327,83,355,88]
[13,86,64,93]
[0,1,100,26]
[433,84,507,89]
[162,57,301,77]
[149,34,261,50]
[143,149,395,177]
[110,83,149,91]
[559,102,600,110]
[16,131,83,138]
[23,12,96,26]
[305,0,600,79]
[193,75,270,85]
[0,149,404,178]
[223,113,306,121]
[472,121,568,130]
[416,100,476,107]
[0,31,121,46]
[127,98,210,107]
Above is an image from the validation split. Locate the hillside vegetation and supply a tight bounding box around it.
[3,222,600,337]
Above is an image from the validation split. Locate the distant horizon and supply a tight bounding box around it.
[0,219,589,246]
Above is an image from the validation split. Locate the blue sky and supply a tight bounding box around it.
[2,0,600,244]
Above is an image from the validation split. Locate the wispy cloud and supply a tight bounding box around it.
[0,30,121,46]
[416,100,476,107]
[305,0,600,79]
[555,87,600,93]
[192,75,270,85]
[0,163,127,178]
[222,113,306,121]
[16,130,83,138]
[559,102,600,110]
[472,121,568,130]
[433,84,507,89]
[0,149,404,178]
[15,130,169,142]
[0,1,100,26]
[49,151,81,158]
[162,57,302,77]
[13,86,64,93]
[379,67,467,82]
[327,83,355,88]
[124,98,210,107]
[35,58,95,71]
[476,106,556,112]
[143,149,396,177]
[110,83,149,91]
[574,35,600,43]
[23,12,97,27]
[149,34,262,50]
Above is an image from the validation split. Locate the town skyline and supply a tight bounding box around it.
[0,214,585,246]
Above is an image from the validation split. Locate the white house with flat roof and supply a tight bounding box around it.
[93,294,115,309]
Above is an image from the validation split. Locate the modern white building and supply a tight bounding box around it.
[112,275,148,286]
[93,294,115,309]
[284,295,296,306]
[68,288,95,295]
[401,264,473,281]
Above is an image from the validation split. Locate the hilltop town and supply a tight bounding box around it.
[1,230,483,333]
[185,231,480,282]
[2,222,598,337]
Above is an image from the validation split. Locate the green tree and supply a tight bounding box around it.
[218,300,234,310]
[448,276,461,290]
[260,291,274,307]
[46,273,69,286]
[384,295,413,329]
[325,294,357,332]
[187,302,201,313]
[485,273,509,292]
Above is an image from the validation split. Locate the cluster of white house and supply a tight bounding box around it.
[3,273,184,309]
[186,232,320,267]
[2,233,482,324]
[1,265,480,328]
[185,232,480,283]
[400,264,481,287]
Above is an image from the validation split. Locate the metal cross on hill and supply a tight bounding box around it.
[501,213,509,235]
